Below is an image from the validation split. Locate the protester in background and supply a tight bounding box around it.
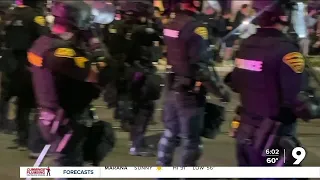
[221,10,234,65]
[298,7,317,56]
[233,4,250,30]
[232,4,251,62]
[309,14,320,55]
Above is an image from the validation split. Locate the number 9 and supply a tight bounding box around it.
[292,147,306,165]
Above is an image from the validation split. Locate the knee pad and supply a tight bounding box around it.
[158,129,178,151]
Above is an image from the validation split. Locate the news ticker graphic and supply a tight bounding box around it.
[21,166,320,178]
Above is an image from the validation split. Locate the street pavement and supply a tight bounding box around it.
[0,68,319,180]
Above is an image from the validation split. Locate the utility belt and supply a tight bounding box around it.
[235,110,302,166]
[238,113,281,150]
[166,73,203,93]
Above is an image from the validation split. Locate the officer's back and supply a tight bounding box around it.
[232,28,301,123]
[164,12,209,77]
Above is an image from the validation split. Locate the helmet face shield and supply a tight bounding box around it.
[91,1,115,25]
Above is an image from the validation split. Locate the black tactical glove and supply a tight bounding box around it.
[294,91,320,121]
[194,62,231,103]
[278,107,297,124]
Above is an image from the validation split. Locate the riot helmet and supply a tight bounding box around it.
[90,1,116,25]
[120,1,154,17]
[119,1,154,23]
[51,0,92,30]
[252,0,296,27]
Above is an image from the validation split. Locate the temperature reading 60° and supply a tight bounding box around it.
[266,157,278,164]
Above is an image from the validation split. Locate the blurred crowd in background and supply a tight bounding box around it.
[153,0,320,65]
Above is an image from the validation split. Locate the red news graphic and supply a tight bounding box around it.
[27,167,51,176]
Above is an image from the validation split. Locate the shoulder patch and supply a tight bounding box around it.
[194,27,208,40]
[282,52,305,73]
[73,57,89,68]
[54,48,76,58]
[34,16,45,26]
[27,52,43,67]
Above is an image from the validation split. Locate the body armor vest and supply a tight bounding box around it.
[105,20,131,59]
[234,35,295,118]
[163,14,194,77]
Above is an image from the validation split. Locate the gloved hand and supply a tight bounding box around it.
[294,91,320,121]
[37,108,68,142]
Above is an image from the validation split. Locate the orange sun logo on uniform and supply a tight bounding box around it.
[34,16,46,26]
[282,52,305,73]
[194,27,208,40]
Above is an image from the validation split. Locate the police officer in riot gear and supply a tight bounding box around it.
[0,0,48,149]
[28,0,113,168]
[102,3,133,128]
[116,1,163,156]
[157,0,230,168]
[227,0,313,170]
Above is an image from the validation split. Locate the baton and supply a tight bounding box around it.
[26,144,51,180]
[219,1,278,43]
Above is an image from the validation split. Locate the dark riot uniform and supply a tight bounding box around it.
[108,1,163,156]
[158,8,230,166]
[231,28,305,167]
[103,18,132,112]
[126,21,163,155]
[28,34,101,166]
[225,2,320,178]
[0,2,49,148]
[28,1,115,168]
[226,1,312,172]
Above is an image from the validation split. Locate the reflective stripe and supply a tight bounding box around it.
[163,29,179,38]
